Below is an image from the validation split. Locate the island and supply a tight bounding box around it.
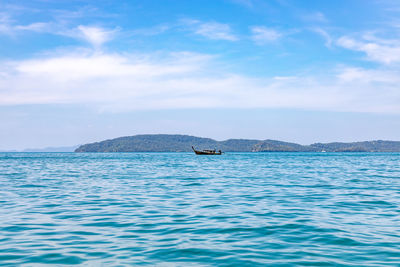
[74,134,400,152]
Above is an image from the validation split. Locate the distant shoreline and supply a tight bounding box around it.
[2,151,400,154]
[73,134,400,153]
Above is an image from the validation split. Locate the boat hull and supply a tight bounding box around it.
[192,146,222,155]
[194,150,222,155]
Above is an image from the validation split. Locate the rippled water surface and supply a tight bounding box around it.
[0,152,399,266]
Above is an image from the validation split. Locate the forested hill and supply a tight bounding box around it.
[74,134,400,152]
[75,135,260,152]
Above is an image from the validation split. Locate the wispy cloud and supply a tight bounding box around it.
[312,27,333,47]
[337,67,400,83]
[50,6,108,21]
[14,22,51,32]
[0,18,55,36]
[250,26,281,44]
[0,3,117,48]
[184,20,238,41]
[337,34,400,64]
[1,49,400,114]
[75,25,116,47]
[0,12,13,34]
[301,11,328,23]
[130,24,170,36]
[0,15,116,48]
[0,4,60,35]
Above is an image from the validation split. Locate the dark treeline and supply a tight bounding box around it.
[75,134,400,152]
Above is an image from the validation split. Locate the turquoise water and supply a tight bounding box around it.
[0,152,399,266]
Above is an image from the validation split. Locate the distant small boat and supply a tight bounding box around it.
[192,146,222,155]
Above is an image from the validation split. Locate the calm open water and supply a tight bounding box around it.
[0,152,399,266]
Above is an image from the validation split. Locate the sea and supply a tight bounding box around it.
[0,152,399,266]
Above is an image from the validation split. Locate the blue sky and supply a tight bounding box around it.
[1,0,400,150]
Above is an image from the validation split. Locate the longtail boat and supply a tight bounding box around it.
[192,146,223,155]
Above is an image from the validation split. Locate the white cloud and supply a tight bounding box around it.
[0,12,10,24]
[75,25,115,47]
[1,50,400,114]
[14,22,51,32]
[0,12,12,34]
[337,67,400,83]
[312,27,333,48]
[302,12,328,23]
[190,21,238,41]
[0,11,115,48]
[250,26,281,44]
[0,10,53,35]
[14,52,208,80]
[130,24,170,36]
[337,35,400,64]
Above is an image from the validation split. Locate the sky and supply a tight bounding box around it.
[1,0,400,150]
